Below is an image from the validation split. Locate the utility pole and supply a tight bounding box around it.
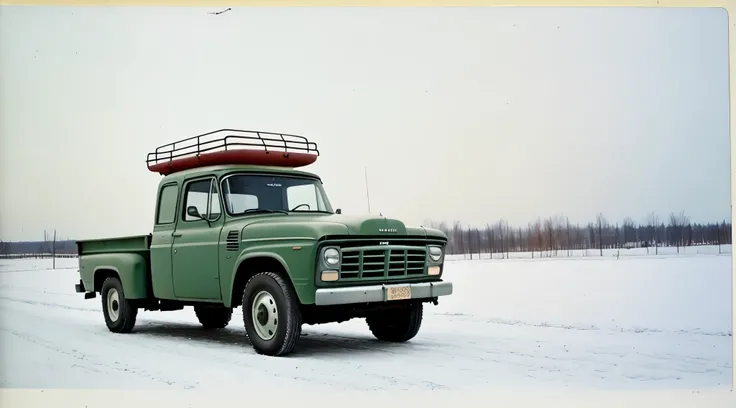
[52,229,57,269]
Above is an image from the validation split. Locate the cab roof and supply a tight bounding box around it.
[159,164,322,184]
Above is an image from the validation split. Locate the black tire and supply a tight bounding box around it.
[194,305,233,329]
[366,302,423,342]
[100,276,138,333]
[241,272,302,356]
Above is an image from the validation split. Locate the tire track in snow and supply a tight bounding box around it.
[0,300,339,390]
[0,326,197,389]
[0,267,78,274]
[0,294,100,313]
[433,312,733,338]
[0,296,424,390]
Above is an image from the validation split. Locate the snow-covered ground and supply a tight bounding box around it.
[0,247,732,391]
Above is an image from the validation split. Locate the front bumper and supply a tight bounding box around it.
[314,281,453,306]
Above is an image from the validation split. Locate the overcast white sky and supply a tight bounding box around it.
[0,6,731,241]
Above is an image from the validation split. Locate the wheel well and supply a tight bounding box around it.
[94,269,120,292]
[231,256,290,307]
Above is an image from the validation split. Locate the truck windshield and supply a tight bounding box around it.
[221,174,333,216]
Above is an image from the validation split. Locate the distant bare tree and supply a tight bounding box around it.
[52,229,57,268]
[504,219,511,258]
[596,213,606,256]
[484,224,493,259]
[587,223,595,256]
[532,218,543,258]
[622,217,636,246]
[496,220,508,259]
[526,222,535,258]
[645,212,660,255]
[668,211,690,253]
[466,227,473,260]
[517,226,524,253]
[565,217,572,257]
[452,221,464,256]
[542,217,554,256]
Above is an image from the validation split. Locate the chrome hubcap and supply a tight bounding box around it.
[107,288,120,321]
[251,290,278,341]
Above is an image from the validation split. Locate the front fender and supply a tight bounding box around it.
[224,240,318,307]
[79,253,149,299]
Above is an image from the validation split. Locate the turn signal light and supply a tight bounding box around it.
[321,270,339,282]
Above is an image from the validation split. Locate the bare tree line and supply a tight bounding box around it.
[424,211,732,259]
[0,230,77,265]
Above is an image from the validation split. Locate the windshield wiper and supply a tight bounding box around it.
[242,208,289,215]
[292,210,333,214]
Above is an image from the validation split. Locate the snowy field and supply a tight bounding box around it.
[0,246,732,391]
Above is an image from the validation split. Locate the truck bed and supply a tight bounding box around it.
[76,234,153,300]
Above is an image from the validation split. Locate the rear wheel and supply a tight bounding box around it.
[101,277,138,333]
[366,303,423,342]
[194,305,233,329]
[242,272,302,356]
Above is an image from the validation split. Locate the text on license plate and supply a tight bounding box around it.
[386,285,411,301]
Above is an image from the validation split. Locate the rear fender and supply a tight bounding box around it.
[79,253,149,299]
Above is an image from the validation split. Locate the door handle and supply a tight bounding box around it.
[172,232,182,237]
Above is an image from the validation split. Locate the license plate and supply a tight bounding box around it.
[386,285,411,301]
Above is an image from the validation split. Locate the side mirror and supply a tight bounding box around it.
[187,206,203,219]
[335,208,342,214]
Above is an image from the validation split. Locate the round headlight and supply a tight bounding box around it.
[324,248,340,266]
[428,246,443,262]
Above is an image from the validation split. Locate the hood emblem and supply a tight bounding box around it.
[378,228,398,233]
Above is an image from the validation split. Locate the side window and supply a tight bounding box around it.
[156,184,179,224]
[287,183,319,211]
[183,178,221,221]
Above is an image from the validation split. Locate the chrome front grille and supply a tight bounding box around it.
[338,246,427,281]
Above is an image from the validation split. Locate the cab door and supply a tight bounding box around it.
[171,176,224,300]
[149,182,180,300]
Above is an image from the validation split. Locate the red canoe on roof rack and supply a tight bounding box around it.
[146,129,320,176]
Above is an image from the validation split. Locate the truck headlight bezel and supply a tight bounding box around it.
[428,245,443,262]
[323,247,341,267]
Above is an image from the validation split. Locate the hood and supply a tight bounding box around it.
[232,213,447,241]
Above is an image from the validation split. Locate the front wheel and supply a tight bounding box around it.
[100,277,138,333]
[241,272,302,356]
[366,302,423,342]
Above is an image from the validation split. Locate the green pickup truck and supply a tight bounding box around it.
[74,129,453,356]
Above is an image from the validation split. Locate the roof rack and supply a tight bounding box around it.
[146,128,320,175]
